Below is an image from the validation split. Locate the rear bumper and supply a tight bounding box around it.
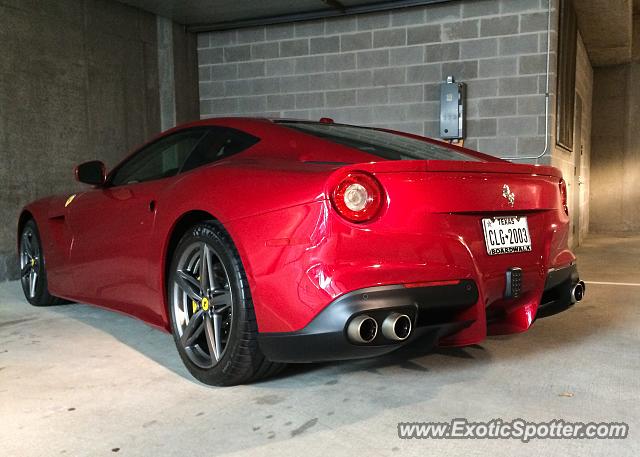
[259,280,480,363]
[536,263,581,319]
[258,265,583,363]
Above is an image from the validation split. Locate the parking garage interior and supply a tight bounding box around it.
[1,0,639,455]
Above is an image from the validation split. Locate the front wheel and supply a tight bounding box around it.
[168,221,284,386]
[19,220,65,306]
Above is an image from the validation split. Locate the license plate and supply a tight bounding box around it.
[482,216,532,255]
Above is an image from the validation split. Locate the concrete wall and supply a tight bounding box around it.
[589,15,640,233]
[197,0,552,161]
[0,0,199,281]
[551,31,593,247]
[173,21,201,125]
[573,34,593,245]
[156,17,201,131]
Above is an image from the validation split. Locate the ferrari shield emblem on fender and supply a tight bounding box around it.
[502,184,515,207]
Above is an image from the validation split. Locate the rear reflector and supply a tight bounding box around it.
[559,178,569,215]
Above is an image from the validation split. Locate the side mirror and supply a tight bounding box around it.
[75,161,106,186]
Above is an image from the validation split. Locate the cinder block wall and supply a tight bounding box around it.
[198,0,553,160]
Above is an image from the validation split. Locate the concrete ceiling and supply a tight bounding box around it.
[117,0,428,30]
[573,0,634,66]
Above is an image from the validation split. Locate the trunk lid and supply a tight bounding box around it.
[334,160,563,214]
[343,159,562,179]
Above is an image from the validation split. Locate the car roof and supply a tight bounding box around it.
[165,117,502,163]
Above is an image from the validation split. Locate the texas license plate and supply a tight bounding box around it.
[482,216,532,255]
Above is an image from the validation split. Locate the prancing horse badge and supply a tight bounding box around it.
[502,184,515,207]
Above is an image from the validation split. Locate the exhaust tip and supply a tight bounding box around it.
[571,281,585,303]
[381,312,412,341]
[347,315,378,344]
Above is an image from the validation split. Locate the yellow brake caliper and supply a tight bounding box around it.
[192,275,202,313]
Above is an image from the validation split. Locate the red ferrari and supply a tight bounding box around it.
[18,118,584,385]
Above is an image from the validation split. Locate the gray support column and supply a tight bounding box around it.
[157,16,177,131]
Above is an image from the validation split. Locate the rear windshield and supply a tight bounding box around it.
[277,121,479,162]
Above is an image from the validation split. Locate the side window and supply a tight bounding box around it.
[180,127,260,173]
[109,129,207,186]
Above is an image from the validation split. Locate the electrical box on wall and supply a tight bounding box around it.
[439,76,466,140]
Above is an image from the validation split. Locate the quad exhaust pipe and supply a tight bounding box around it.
[349,280,584,344]
[381,313,412,341]
[347,315,378,343]
[571,281,586,303]
[347,312,413,344]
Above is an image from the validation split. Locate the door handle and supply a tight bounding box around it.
[149,200,156,212]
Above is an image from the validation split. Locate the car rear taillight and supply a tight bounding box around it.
[559,178,569,215]
[331,172,384,223]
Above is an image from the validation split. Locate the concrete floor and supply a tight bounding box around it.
[0,235,638,456]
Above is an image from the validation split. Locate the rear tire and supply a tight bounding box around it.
[167,221,285,386]
[19,220,66,306]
